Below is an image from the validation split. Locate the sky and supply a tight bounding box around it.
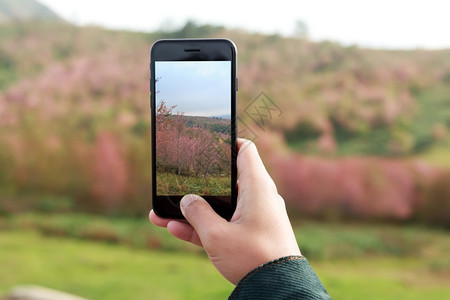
[155,61,231,117]
[39,0,450,50]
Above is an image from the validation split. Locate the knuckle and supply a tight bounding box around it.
[203,223,225,243]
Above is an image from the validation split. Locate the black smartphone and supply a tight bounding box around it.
[150,39,237,220]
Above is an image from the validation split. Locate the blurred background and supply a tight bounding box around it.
[0,0,449,299]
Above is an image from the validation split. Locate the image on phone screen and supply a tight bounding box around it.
[154,61,232,198]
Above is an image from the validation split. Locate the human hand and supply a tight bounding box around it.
[149,138,301,285]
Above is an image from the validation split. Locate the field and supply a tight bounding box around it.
[157,172,231,195]
[155,103,232,196]
[0,7,450,300]
[0,231,232,300]
[1,213,449,299]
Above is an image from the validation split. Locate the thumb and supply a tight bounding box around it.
[180,194,226,239]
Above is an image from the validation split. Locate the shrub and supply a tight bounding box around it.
[417,171,450,228]
[79,222,120,243]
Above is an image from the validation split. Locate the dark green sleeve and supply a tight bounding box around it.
[229,256,331,300]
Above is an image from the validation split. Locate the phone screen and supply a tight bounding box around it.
[154,61,232,198]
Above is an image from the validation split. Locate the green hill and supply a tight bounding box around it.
[0,20,449,159]
[0,0,61,23]
[0,20,449,220]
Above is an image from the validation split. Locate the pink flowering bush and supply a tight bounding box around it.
[155,101,231,177]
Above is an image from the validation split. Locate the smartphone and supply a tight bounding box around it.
[150,39,237,220]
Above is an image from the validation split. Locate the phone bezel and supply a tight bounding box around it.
[150,39,238,220]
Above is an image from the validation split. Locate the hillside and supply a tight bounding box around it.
[183,115,230,132]
[0,0,61,23]
[1,22,449,157]
[0,21,449,224]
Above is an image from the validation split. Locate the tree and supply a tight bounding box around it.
[294,19,308,39]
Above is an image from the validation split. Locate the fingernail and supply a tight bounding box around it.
[180,194,197,208]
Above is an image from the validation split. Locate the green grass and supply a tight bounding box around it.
[1,212,197,253]
[418,140,450,168]
[0,230,233,300]
[315,258,450,299]
[3,213,450,260]
[157,172,231,195]
[293,221,450,260]
[1,214,449,299]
